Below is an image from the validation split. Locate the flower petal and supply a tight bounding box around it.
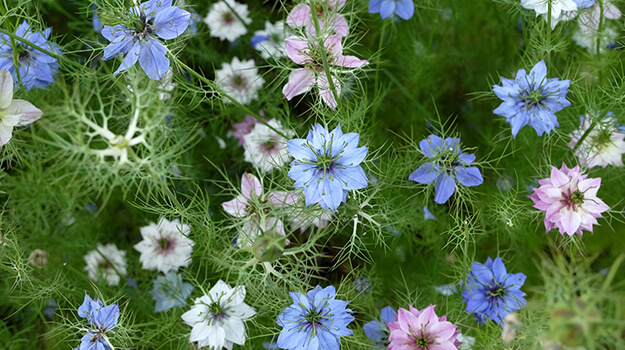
[153,6,191,40]
[139,39,170,80]
[283,68,315,100]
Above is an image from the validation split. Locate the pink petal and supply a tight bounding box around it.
[317,74,341,109]
[221,196,248,217]
[551,166,570,187]
[269,191,297,207]
[241,173,263,198]
[429,321,457,341]
[285,36,310,65]
[8,100,43,125]
[283,68,315,100]
[286,4,312,27]
[416,305,438,327]
[324,34,343,59]
[561,209,581,236]
[327,13,349,37]
[336,55,368,68]
[605,4,621,19]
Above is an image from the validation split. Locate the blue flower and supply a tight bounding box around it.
[461,257,527,326]
[77,294,119,350]
[101,0,190,80]
[363,306,396,347]
[0,21,61,90]
[369,0,415,20]
[573,0,596,9]
[423,206,436,220]
[277,285,354,350]
[493,60,570,138]
[287,124,368,211]
[150,271,194,312]
[92,5,103,34]
[408,135,483,204]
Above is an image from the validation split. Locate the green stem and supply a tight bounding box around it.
[572,118,599,153]
[596,0,605,56]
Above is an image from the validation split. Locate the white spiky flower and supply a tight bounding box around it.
[181,280,256,350]
[134,217,194,274]
[83,243,127,286]
[242,119,293,173]
[215,57,265,105]
[568,113,625,168]
[204,0,251,42]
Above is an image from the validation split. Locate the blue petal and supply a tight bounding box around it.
[287,139,317,162]
[380,306,397,323]
[141,0,172,17]
[113,42,141,75]
[153,6,191,40]
[458,153,476,165]
[394,0,414,19]
[338,145,367,166]
[419,135,443,157]
[332,165,368,191]
[103,36,134,60]
[368,0,383,13]
[434,172,456,204]
[380,0,396,19]
[138,39,169,80]
[251,34,270,48]
[491,257,508,284]
[408,162,438,184]
[455,166,483,187]
[363,320,386,343]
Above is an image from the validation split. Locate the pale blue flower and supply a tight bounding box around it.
[150,271,194,312]
[77,294,119,350]
[287,124,368,211]
[369,0,414,20]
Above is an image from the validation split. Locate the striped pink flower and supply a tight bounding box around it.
[387,304,460,350]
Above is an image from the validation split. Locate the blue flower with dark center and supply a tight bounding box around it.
[77,294,119,350]
[150,271,194,313]
[461,257,527,326]
[493,60,570,138]
[287,124,368,211]
[277,285,354,350]
[408,135,483,204]
[102,0,190,80]
[0,21,61,90]
[363,306,396,348]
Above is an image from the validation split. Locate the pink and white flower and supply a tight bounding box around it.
[529,163,610,237]
[134,217,194,273]
[287,0,348,37]
[242,119,293,173]
[283,34,368,109]
[231,112,266,146]
[567,114,625,168]
[0,70,43,147]
[578,1,621,34]
[387,304,461,350]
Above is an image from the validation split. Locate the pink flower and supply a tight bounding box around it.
[283,34,368,109]
[529,163,610,237]
[579,2,621,34]
[286,0,348,37]
[387,304,460,350]
[232,112,266,145]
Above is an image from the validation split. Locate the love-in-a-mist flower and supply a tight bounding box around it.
[0,70,43,146]
[0,21,61,90]
[287,124,368,211]
[283,34,368,109]
[364,306,396,348]
[572,25,618,53]
[567,113,625,168]
[232,113,267,145]
[529,163,610,236]
[387,304,461,350]
[577,1,621,34]
[461,257,527,325]
[181,280,256,350]
[150,271,194,313]
[409,135,483,204]
[77,294,119,350]
[83,243,127,286]
[277,285,354,350]
[101,0,190,80]
[243,119,294,172]
[252,21,288,59]
[287,0,348,37]
[205,0,251,42]
[521,0,577,29]
[215,57,265,105]
[368,0,415,20]
[134,217,194,274]
[493,60,571,138]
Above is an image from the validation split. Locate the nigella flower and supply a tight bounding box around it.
[461,257,527,325]
[567,113,625,168]
[364,306,396,348]
[493,60,571,138]
[77,294,119,350]
[150,271,194,313]
[283,34,368,109]
[204,0,251,42]
[101,0,191,80]
[277,285,354,350]
[243,119,294,172]
[287,0,348,37]
[83,243,127,286]
[181,280,255,349]
[251,21,288,60]
[134,217,194,273]
[423,206,436,220]
[529,163,610,236]
[215,57,265,105]
[0,21,61,90]
[387,304,461,350]
[368,0,415,20]
[0,70,43,147]
[287,124,368,211]
[408,135,483,204]
[521,0,577,29]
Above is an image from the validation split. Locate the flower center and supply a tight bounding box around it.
[208,302,228,322]
[487,285,507,299]
[223,12,235,24]
[568,190,585,205]
[593,127,614,150]
[305,309,322,324]
[415,336,431,348]
[16,45,31,63]
[135,14,154,39]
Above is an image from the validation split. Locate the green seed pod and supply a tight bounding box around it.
[252,232,286,262]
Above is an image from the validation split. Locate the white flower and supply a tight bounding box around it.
[252,21,288,60]
[83,243,127,286]
[204,0,251,42]
[572,25,618,53]
[242,119,293,173]
[157,69,177,100]
[215,57,265,105]
[434,282,458,296]
[521,0,578,29]
[578,1,621,34]
[502,312,522,344]
[567,114,625,168]
[457,333,476,350]
[181,280,255,350]
[28,249,48,268]
[0,70,43,147]
[134,217,194,274]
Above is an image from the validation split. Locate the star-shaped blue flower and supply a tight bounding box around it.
[287,124,368,211]
[409,135,483,204]
[102,0,190,80]
[493,60,570,138]
[150,271,194,313]
[77,294,119,350]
